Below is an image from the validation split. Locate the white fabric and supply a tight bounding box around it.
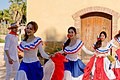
[14,70,28,80]
[81,45,94,55]
[5,59,19,80]
[42,59,55,80]
[63,71,83,80]
[110,38,118,49]
[95,42,112,55]
[110,38,120,68]
[66,40,93,61]
[4,34,19,61]
[91,57,116,79]
[21,37,49,63]
[91,42,116,80]
[115,59,120,68]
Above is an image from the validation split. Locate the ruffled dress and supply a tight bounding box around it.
[63,39,93,80]
[82,42,116,80]
[112,37,120,80]
[14,37,49,80]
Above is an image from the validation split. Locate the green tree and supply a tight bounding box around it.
[0,10,3,21]
[3,9,13,23]
[9,0,26,25]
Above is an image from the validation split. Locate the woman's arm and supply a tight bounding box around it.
[81,45,94,55]
[110,38,118,49]
[38,43,49,59]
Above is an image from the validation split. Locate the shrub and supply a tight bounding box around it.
[0,38,5,43]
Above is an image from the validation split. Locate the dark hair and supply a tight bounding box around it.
[23,21,38,41]
[94,31,107,49]
[114,31,120,39]
[63,27,77,50]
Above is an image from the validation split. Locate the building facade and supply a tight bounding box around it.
[27,0,120,62]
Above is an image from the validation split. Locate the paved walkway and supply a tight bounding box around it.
[0,44,5,80]
[0,53,17,80]
[0,44,14,80]
[0,51,6,80]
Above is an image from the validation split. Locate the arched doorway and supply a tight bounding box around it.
[81,12,112,60]
[72,6,120,62]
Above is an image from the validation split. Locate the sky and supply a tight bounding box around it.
[0,0,11,10]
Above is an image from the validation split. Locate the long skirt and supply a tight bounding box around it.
[64,59,86,80]
[113,55,120,80]
[82,55,116,80]
[15,61,43,80]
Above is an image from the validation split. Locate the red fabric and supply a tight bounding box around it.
[93,57,109,80]
[82,55,96,80]
[51,52,68,80]
[116,49,120,61]
[9,31,18,36]
[113,68,120,80]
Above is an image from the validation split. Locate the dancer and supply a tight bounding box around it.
[110,30,120,80]
[63,27,94,80]
[82,31,116,80]
[4,23,20,80]
[43,26,93,80]
[43,52,68,80]
[14,21,49,80]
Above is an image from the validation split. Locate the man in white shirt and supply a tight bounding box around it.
[4,23,20,80]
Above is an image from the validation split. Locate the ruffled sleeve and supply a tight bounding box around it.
[93,42,112,54]
[17,37,42,52]
[64,40,84,54]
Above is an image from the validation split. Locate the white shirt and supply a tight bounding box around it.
[4,34,18,61]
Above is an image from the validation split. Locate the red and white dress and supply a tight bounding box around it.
[82,42,116,80]
[111,37,120,80]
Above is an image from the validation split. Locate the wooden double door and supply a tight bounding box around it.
[80,12,112,60]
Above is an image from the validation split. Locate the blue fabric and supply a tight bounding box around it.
[19,61,43,80]
[115,55,118,60]
[109,63,112,70]
[64,59,86,77]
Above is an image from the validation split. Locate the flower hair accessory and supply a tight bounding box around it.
[67,34,71,38]
[97,38,101,41]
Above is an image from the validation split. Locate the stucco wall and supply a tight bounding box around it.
[27,0,120,41]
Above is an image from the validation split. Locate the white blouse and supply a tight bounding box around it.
[93,41,113,56]
[18,37,49,63]
[64,39,94,61]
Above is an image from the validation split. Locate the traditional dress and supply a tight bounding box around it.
[43,52,68,80]
[14,37,49,80]
[111,37,120,80]
[63,39,93,80]
[82,42,116,80]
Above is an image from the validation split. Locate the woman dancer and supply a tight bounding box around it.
[110,30,120,80]
[63,27,94,80]
[15,21,49,80]
[43,26,94,80]
[82,31,116,80]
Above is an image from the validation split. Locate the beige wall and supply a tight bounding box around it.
[27,0,120,41]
